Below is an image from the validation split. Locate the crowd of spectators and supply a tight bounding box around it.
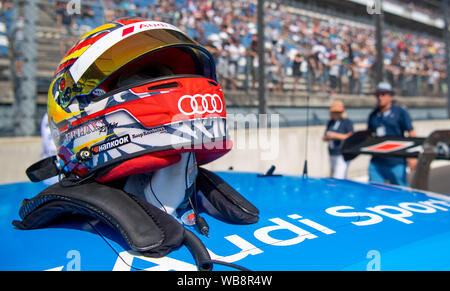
[82,0,448,97]
[1,0,448,97]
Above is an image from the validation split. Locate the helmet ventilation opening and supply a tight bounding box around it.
[115,63,175,88]
[98,45,213,95]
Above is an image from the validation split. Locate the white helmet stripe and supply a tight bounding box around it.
[69,21,182,83]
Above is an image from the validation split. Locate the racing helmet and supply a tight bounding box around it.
[48,18,231,183]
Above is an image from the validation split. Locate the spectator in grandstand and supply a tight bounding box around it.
[323,100,354,179]
[357,56,371,95]
[267,49,279,92]
[307,48,323,93]
[313,42,329,93]
[268,23,281,45]
[54,0,77,56]
[292,52,307,93]
[367,82,416,187]
[120,0,137,17]
[12,15,23,77]
[274,45,288,93]
[103,5,116,22]
[79,4,95,24]
[348,61,359,95]
[227,37,245,90]
[216,40,231,90]
[334,43,347,94]
[247,36,258,90]
[328,52,340,96]
[427,63,441,97]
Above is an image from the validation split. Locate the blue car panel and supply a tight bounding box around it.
[1,172,450,270]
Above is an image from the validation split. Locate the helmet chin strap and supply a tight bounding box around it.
[124,152,197,215]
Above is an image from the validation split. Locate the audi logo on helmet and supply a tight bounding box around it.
[178,94,224,116]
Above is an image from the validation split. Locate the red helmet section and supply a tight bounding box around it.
[70,77,226,130]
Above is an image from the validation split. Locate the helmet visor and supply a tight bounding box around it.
[58,28,216,107]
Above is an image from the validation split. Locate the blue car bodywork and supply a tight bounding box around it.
[1,172,450,271]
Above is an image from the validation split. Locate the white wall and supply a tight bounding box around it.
[0,120,449,184]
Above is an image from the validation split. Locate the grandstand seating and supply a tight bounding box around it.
[0,0,447,105]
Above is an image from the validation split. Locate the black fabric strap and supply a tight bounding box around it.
[25,156,60,182]
[197,167,259,224]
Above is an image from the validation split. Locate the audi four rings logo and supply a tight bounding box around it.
[178,94,224,115]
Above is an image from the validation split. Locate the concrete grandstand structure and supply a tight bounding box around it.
[0,0,448,136]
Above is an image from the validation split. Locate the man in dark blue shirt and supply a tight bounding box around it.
[367,82,416,186]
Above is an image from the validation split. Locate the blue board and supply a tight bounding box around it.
[1,172,450,271]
